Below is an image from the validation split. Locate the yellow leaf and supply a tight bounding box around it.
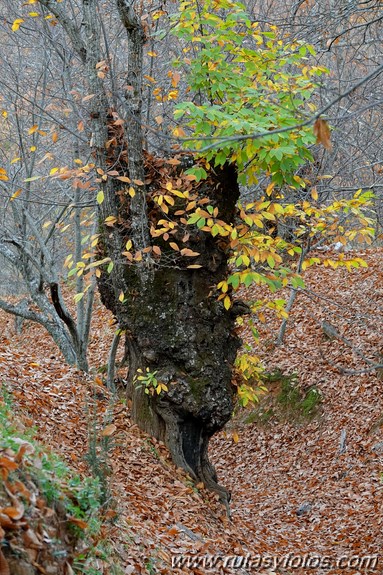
[232,432,239,443]
[311,188,318,201]
[128,186,135,198]
[30,146,36,152]
[28,124,38,135]
[147,51,157,57]
[1,110,7,118]
[12,19,24,32]
[187,264,202,269]
[29,12,40,17]
[10,189,22,201]
[223,295,231,310]
[265,181,275,196]
[97,190,104,204]
[118,291,124,302]
[104,215,117,226]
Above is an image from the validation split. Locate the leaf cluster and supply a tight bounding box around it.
[172,0,327,185]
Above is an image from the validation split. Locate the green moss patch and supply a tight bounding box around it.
[245,369,322,425]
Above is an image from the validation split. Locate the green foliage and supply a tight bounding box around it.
[235,349,267,407]
[277,377,321,420]
[202,189,373,304]
[172,0,325,185]
[171,0,374,308]
[134,368,169,396]
[247,369,322,423]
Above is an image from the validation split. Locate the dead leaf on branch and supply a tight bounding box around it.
[313,118,332,150]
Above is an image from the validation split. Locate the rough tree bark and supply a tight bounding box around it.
[98,162,241,509]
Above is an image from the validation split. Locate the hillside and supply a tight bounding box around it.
[0,249,382,574]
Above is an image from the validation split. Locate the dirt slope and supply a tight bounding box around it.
[0,249,382,574]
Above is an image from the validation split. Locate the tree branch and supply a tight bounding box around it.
[37,0,87,62]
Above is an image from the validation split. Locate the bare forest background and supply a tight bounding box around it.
[0,0,382,309]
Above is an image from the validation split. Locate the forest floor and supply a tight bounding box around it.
[1,248,383,575]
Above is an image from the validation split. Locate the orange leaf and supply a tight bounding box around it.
[102,424,117,437]
[171,71,181,88]
[0,458,18,472]
[3,502,24,521]
[180,248,200,257]
[313,118,332,151]
[0,513,16,529]
[22,528,42,548]
[67,517,88,529]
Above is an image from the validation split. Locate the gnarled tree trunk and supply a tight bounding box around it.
[98,162,241,509]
